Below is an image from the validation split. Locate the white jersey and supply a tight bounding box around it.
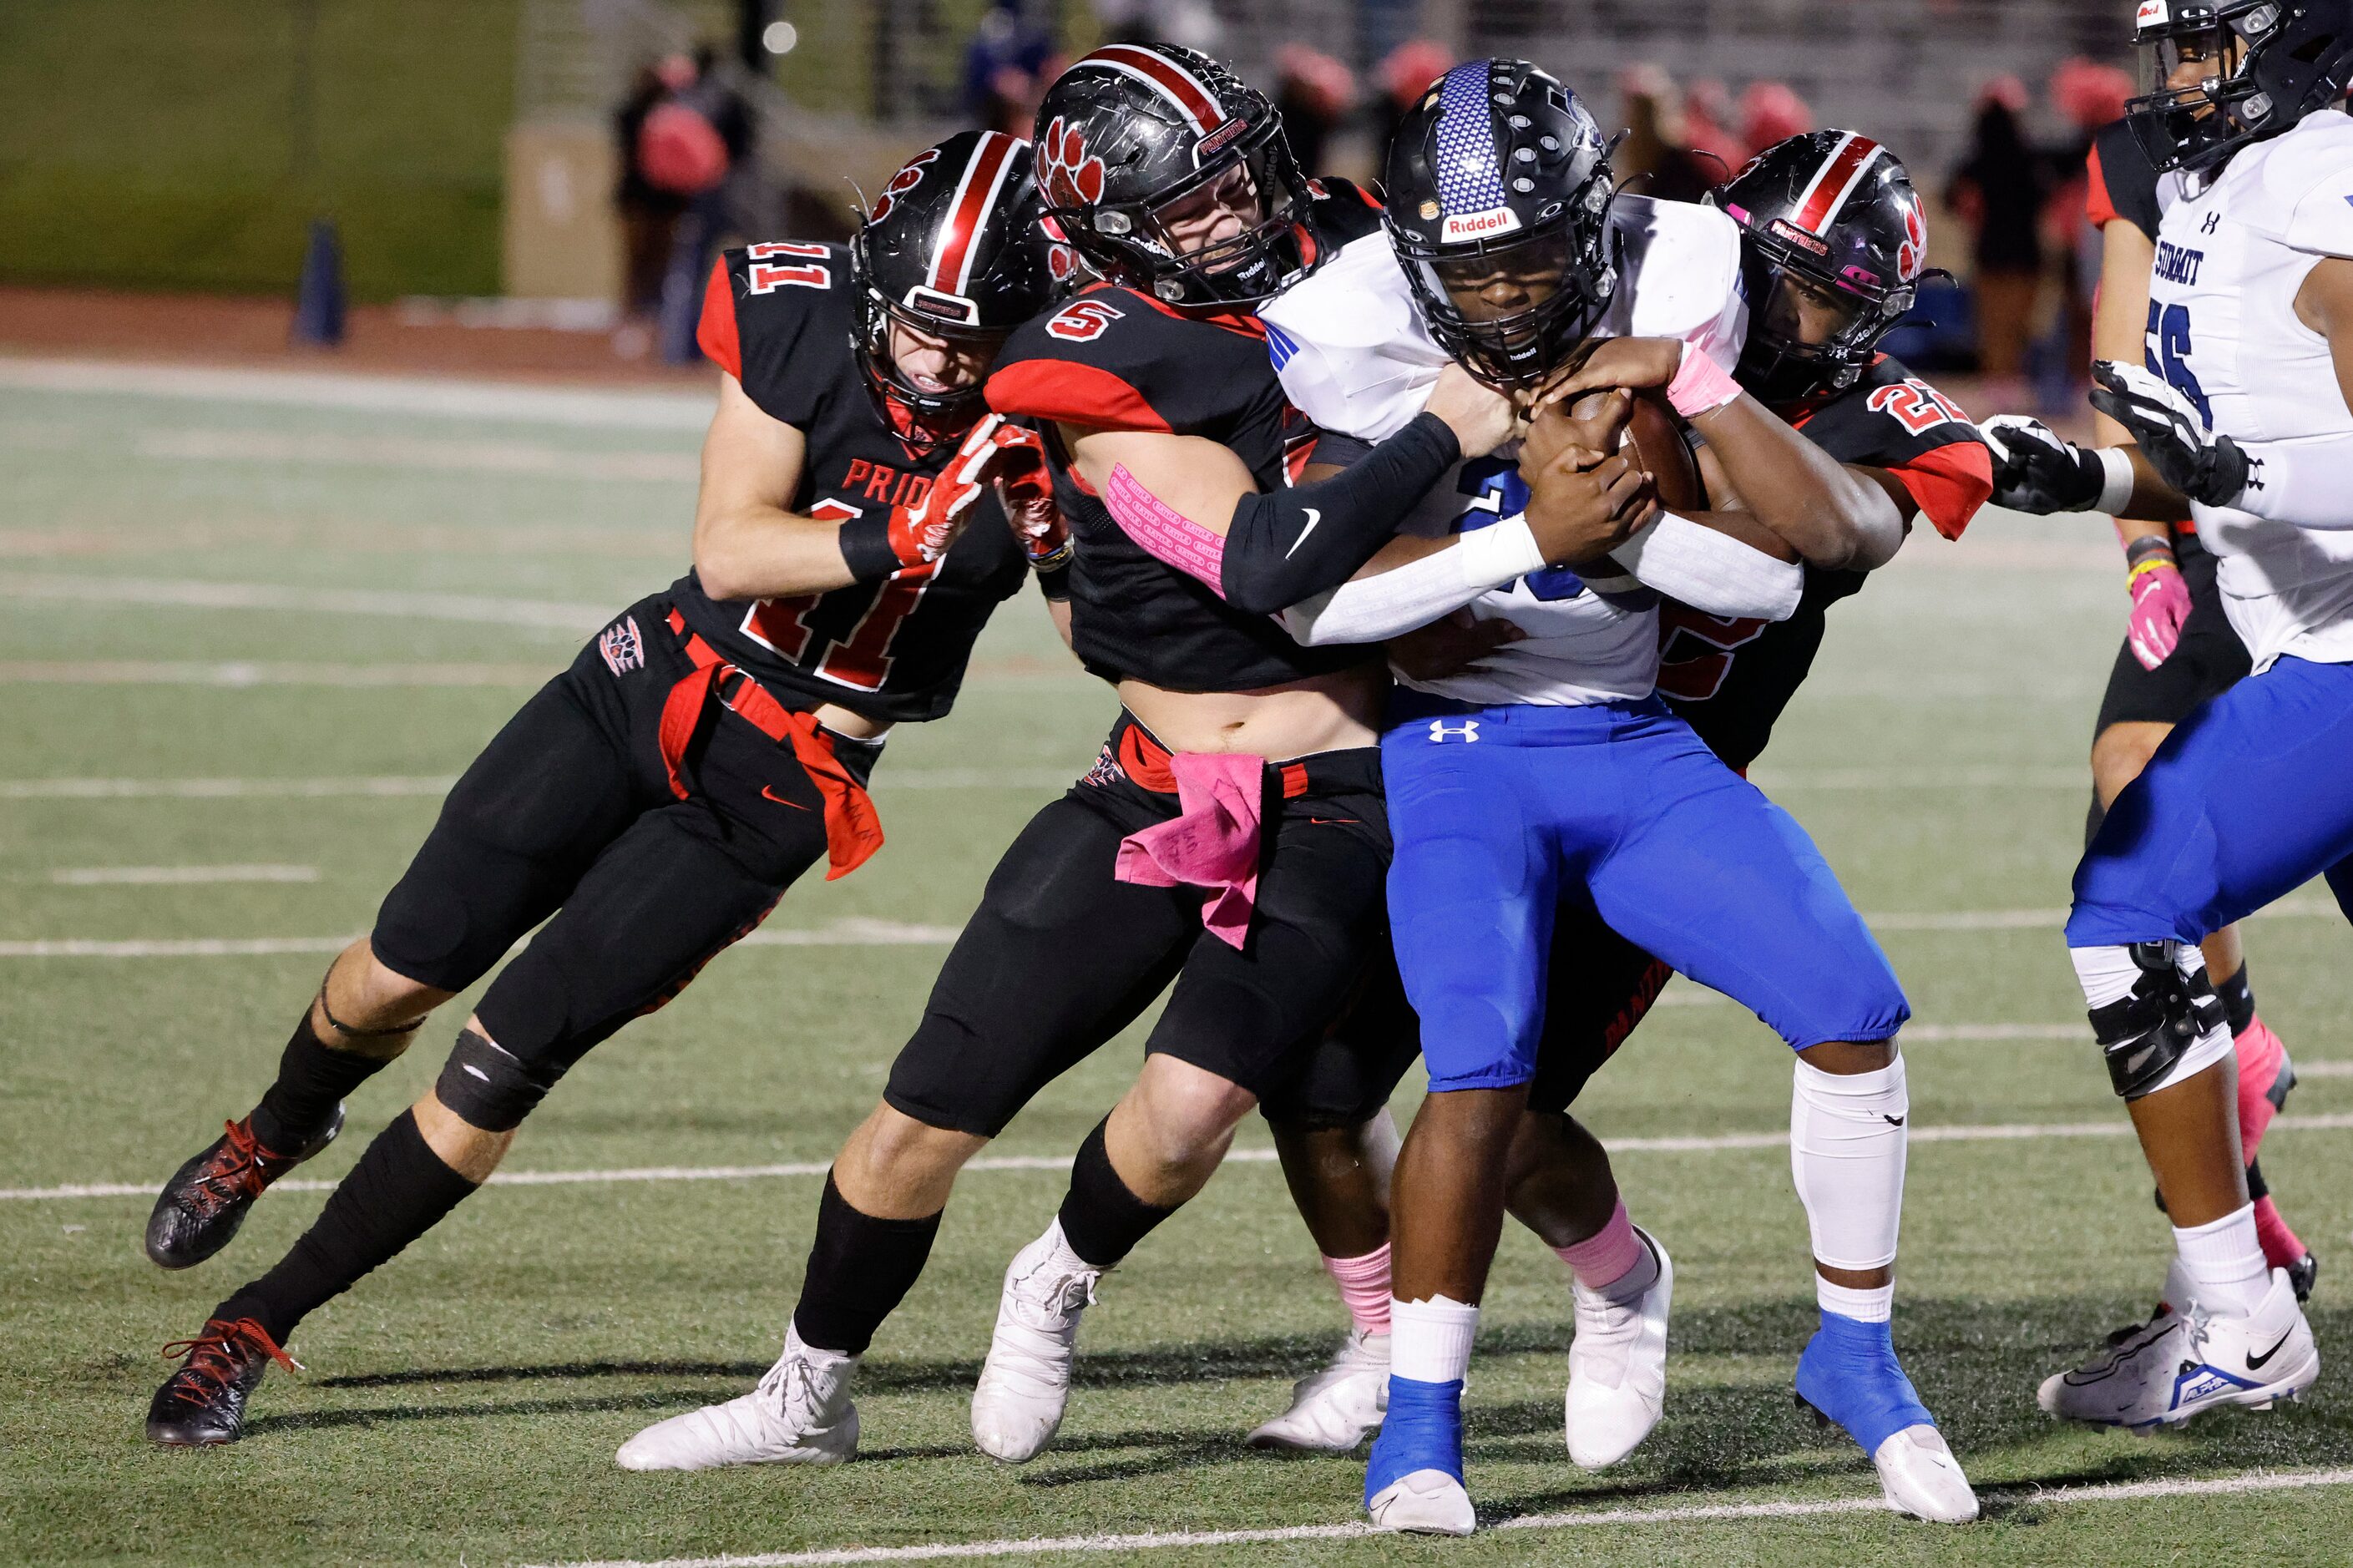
[2151,109,2353,670]
[1262,195,1747,706]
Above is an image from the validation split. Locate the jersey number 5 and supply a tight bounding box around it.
[2143,301,2214,427]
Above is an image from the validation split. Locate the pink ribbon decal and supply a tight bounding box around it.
[1105,463,1228,596]
[1114,751,1265,948]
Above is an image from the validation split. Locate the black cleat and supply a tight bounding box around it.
[2289,1252,2320,1302]
[144,1108,343,1269]
[145,1318,300,1446]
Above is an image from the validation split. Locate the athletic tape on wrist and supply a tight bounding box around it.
[2095,447,2138,517]
[1666,345,1743,420]
[837,514,903,582]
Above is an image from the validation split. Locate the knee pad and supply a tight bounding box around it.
[433,1027,565,1132]
[2085,942,2232,1100]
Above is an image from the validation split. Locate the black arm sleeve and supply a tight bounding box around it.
[1217,412,1463,615]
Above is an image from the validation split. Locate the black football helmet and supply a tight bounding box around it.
[1032,43,1316,307]
[850,129,1055,445]
[1710,131,1929,405]
[2126,0,2353,175]
[1381,58,1617,388]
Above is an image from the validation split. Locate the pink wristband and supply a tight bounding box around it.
[1665,343,1743,420]
[1105,463,1227,597]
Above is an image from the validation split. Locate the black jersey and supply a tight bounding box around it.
[2087,117,2165,245]
[1657,356,1995,771]
[676,243,1030,723]
[984,180,1386,693]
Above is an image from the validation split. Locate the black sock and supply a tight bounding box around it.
[2248,1156,2271,1201]
[250,1011,396,1151]
[213,1110,477,1343]
[789,1172,943,1358]
[1055,1117,1178,1269]
[2214,962,2257,1038]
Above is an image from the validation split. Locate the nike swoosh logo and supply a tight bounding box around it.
[1883,1115,1905,1127]
[1308,817,1359,826]
[761,785,810,811]
[1286,508,1322,559]
[2248,1328,2295,1370]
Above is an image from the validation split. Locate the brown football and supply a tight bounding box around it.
[1551,387,1708,513]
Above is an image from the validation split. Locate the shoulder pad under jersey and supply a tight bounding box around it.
[1607,196,1748,372]
[2252,109,2353,258]
[1261,231,1450,442]
[986,283,1265,434]
[696,243,857,428]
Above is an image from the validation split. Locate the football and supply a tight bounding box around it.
[1556,387,1708,513]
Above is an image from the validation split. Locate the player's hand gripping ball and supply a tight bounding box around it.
[1517,389,1667,567]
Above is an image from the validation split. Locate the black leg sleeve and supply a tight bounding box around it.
[790,1172,943,1357]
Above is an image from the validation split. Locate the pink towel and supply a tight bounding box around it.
[1114,751,1265,948]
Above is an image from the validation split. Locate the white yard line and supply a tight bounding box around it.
[49,865,316,885]
[0,776,459,799]
[1749,765,2086,790]
[529,1465,2353,1567]
[0,662,559,686]
[0,356,713,431]
[133,427,696,483]
[0,573,607,633]
[0,918,966,959]
[9,1115,2350,1205]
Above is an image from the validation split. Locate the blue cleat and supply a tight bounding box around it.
[1364,1376,1475,1535]
[1794,1312,1978,1523]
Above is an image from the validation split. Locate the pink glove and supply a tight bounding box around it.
[2126,552,2192,670]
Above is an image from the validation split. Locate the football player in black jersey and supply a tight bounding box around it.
[616,41,1658,1475]
[139,131,1060,1447]
[1973,91,2315,1297]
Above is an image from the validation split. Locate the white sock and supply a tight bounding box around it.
[782,1321,856,1371]
[2173,1204,2270,1317]
[1816,1277,1894,1323]
[1389,1295,1480,1384]
[1789,1054,1907,1273]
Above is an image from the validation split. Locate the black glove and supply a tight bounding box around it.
[1977,414,2108,513]
[2088,360,2252,507]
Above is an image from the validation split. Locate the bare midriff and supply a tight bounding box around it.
[1116,660,1387,759]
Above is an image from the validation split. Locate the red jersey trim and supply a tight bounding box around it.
[2085,143,2120,230]
[1891,440,1995,542]
[696,257,741,380]
[986,359,1175,433]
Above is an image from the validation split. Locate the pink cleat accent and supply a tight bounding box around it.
[2234,1015,2292,1158]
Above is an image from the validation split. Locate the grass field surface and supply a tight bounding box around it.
[1,358,2349,1565]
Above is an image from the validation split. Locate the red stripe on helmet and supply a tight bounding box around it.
[1793,133,1882,235]
[930,131,1020,297]
[1085,43,1227,134]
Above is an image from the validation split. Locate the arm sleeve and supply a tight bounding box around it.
[2234,432,2353,528]
[1218,413,1464,614]
[1607,513,1804,620]
[1279,518,1546,646]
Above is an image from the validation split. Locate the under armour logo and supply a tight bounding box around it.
[1429,719,1480,743]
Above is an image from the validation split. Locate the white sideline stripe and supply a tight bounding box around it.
[530,1466,2353,1567]
[1749,765,2084,790]
[2295,1058,2353,1076]
[0,356,714,431]
[11,1115,2353,1204]
[0,573,606,633]
[49,864,316,885]
[0,771,1089,799]
[1869,898,2339,931]
[0,662,561,687]
[1905,1022,2080,1041]
[134,427,697,483]
[0,918,966,959]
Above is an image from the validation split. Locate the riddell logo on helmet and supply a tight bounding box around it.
[1440,206,1522,241]
[1039,117,1106,208]
[1769,219,1830,255]
[2137,0,2171,27]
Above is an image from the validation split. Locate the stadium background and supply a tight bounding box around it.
[3,3,2351,1565]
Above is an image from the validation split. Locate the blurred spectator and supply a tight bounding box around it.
[2047,59,2135,392]
[964,1,1063,139]
[1615,64,1714,204]
[650,46,752,364]
[1946,76,2047,386]
[1093,0,1221,52]
[1682,78,1750,180]
[1276,45,1356,176]
[1738,80,1814,157]
[1374,38,1453,150]
[615,57,695,345]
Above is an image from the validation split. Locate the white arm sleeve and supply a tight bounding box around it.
[1607,513,1805,620]
[1280,516,1547,646]
[2235,432,2353,529]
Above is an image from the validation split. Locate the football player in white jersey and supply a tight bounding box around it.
[1257,59,1977,1533]
[1955,0,2340,1429]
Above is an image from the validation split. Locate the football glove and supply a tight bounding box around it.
[988,422,1070,570]
[1978,414,2108,514]
[881,412,1006,569]
[2089,361,2251,508]
[2124,541,2191,671]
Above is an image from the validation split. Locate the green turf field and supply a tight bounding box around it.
[1,359,2348,1566]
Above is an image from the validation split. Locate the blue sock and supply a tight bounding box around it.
[1364,1376,1464,1505]
[1794,1309,1934,1454]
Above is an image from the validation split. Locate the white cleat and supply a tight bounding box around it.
[1871,1425,1980,1523]
[2038,1267,2319,1431]
[1564,1227,1672,1470]
[1367,1469,1477,1536]
[970,1219,1105,1464]
[615,1327,858,1471]
[1247,1329,1389,1451]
